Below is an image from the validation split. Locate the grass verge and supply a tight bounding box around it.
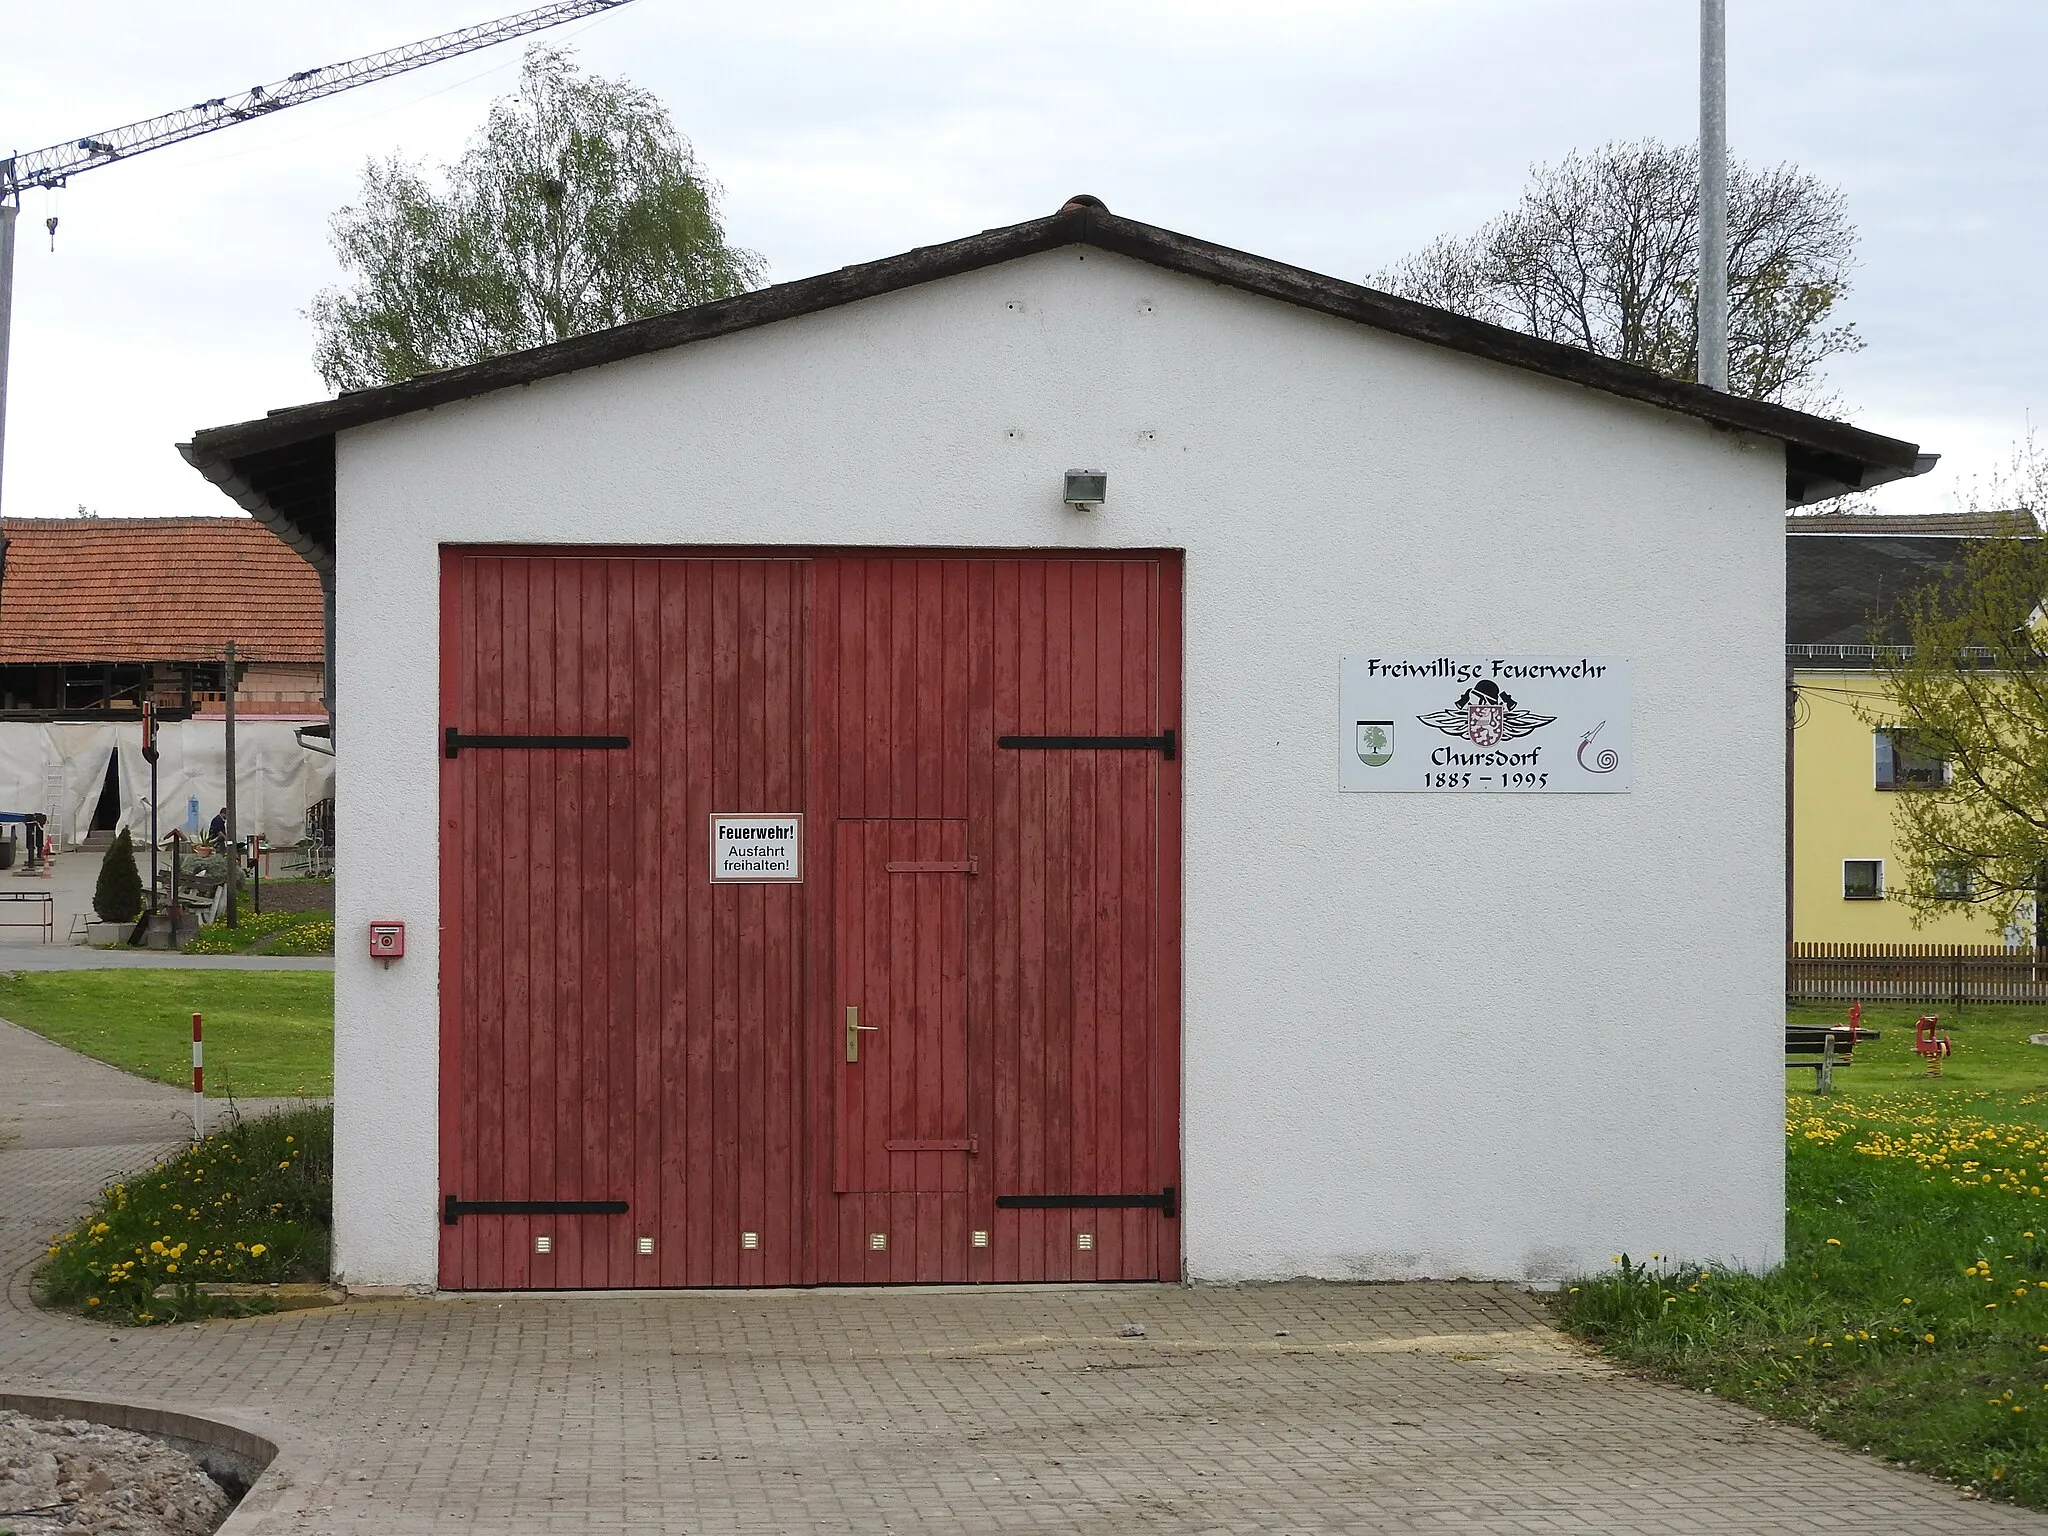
[0,970,332,1096]
[259,916,335,957]
[184,908,334,956]
[1558,1002,2048,1507]
[39,1103,331,1324]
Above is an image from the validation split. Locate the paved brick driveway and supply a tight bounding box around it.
[3,1015,2043,1533]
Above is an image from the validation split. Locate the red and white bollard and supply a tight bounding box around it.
[191,1012,204,1142]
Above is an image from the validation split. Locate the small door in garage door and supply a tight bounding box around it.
[835,818,971,1197]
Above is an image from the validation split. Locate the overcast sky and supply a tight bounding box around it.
[5,0,2040,522]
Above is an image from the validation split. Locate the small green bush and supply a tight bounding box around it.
[92,828,144,923]
[39,1104,331,1324]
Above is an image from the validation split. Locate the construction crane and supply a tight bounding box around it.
[0,0,640,519]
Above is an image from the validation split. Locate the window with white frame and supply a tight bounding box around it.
[1844,859,1884,901]
[1874,729,1949,790]
[1935,863,1974,900]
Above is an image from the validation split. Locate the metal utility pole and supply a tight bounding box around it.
[0,0,638,524]
[0,200,14,522]
[223,640,238,927]
[1698,0,1730,391]
[143,700,159,916]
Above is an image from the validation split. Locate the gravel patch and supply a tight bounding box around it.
[0,1411,229,1536]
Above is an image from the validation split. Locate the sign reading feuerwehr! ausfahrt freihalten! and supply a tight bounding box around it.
[710,814,805,881]
[1338,656,1631,793]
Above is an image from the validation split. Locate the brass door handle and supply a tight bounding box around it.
[845,1005,880,1062]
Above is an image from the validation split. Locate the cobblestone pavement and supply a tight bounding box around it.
[3,1019,2045,1533]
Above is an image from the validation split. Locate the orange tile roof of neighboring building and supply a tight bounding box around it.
[0,516,323,665]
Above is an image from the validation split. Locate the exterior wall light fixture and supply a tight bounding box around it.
[1063,470,1107,509]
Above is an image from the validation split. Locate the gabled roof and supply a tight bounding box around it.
[0,516,324,665]
[1789,508,2037,538]
[183,196,1927,569]
[1786,509,2038,653]
[1786,533,1971,650]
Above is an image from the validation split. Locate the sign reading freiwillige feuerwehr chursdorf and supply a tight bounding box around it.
[1338,655,1631,793]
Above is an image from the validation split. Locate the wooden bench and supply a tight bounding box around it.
[1787,1023,1880,1093]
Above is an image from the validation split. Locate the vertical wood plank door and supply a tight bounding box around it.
[442,550,1181,1289]
[809,556,1181,1284]
[977,558,1177,1283]
[439,554,809,1290]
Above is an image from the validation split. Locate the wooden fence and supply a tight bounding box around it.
[1788,942,2048,1004]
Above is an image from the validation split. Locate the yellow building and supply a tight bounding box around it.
[1788,512,2033,945]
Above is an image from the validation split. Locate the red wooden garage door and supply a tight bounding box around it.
[439,552,1181,1287]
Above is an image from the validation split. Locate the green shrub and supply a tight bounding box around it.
[92,828,144,923]
[38,1104,332,1324]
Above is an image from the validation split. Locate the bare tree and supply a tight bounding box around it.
[1376,139,1861,406]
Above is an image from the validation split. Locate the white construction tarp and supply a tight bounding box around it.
[0,720,334,847]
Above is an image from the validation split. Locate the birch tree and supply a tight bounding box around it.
[311,46,762,391]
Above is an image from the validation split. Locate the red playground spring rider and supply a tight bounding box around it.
[1913,1013,1954,1076]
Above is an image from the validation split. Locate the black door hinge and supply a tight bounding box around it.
[442,1196,629,1225]
[996,729,1175,761]
[444,728,630,759]
[995,1186,1177,1219]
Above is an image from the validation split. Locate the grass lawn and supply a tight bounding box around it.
[1558,1000,2048,1508]
[0,970,332,1097]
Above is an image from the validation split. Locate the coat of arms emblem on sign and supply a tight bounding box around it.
[1355,720,1394,766]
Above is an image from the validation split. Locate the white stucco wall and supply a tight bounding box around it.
[332,244,1787,1287]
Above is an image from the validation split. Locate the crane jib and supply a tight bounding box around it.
[0,0,639,198]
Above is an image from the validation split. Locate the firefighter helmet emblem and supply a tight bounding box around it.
[1416,679,1554,746]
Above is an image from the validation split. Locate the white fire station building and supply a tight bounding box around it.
[183,197,1926,1292]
